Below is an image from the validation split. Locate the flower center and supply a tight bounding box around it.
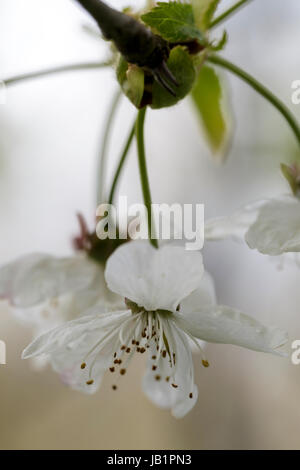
[79,298,208,400]
[80,304,179,391]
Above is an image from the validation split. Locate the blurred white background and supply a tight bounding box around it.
[0,0,300,450]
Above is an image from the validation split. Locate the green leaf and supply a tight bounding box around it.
[191,64,229,157]
[116,57,144,108]
[151,46,196,109]
[192,0,220,30]
[142,2,204,43]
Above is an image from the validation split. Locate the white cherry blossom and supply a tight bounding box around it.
[0,212,121,368]
[0,252,116,368]
[22,241,288,418]
[205,194,300,256]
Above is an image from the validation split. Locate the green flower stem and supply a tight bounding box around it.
[3,62,109,87]
[108,120,136,205]
[96,89,122,205]
[210,0,252,29]
[207,54,300,147]
[136,107,158,249]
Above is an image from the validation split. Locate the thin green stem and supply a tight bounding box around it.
[136,107,158,249]
[3,61,109,87]
[96,89,122,205]
[207,54,300,147]
[210,0,252,29]
[108,120,136,205]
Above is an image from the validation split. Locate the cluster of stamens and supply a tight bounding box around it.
[80,301,210,400]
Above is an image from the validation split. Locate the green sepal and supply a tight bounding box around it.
[210,31,228,52]
[151,46,196,109]
[280,163,300,196]
[117,56,145,108]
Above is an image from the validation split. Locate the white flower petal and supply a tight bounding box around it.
[22,309,130,359]
[50,336,112,394]
[12,266,120,341]
[205,200,265,241]
[245,196,300,255]
[105,241,204,311]
[172,384,198,419]
[23,308,131,393]
[13,294,77,332]
[0,253,100,308]
[143,363,177,408]
[180,271,216,352]
[174,305,288,355]
[205,195,300,256]
[180,271,216,313]
[55,356,105,394]
[142,321,198,418]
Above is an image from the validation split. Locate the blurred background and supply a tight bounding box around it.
[0,0,300,450]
